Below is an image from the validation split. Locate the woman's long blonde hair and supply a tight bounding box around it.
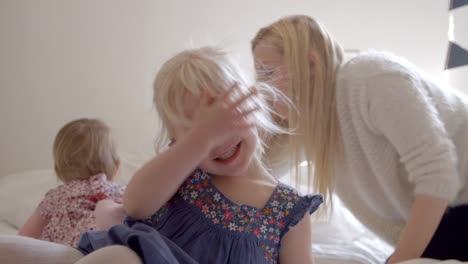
[252,15,343,206]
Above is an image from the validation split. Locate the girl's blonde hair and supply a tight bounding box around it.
[53,118,119,182]
[153,46,286,167]
[252,15,344,205]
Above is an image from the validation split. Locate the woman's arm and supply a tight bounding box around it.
[364,73,458,261]
[387,194,447,263]
[18,208,48,238]
[279,213,314,264]
[366,73,459,199]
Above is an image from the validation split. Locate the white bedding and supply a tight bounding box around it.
[400,260,465,264]
[310,197,392,263]
[0,166,460,264]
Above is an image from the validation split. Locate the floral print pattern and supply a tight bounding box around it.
[38,174,125,246]
[151,169,320,263]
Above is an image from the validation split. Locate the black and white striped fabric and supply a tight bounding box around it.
[446,0,468,92]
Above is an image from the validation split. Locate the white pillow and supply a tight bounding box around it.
[0,169,58,230]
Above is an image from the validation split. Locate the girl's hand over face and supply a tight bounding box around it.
[189,83,259,150]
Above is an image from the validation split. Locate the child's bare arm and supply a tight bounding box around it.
[94,199,127,229]
[123,131,210,219]
[279,213,314,264]
[18,208,48,239]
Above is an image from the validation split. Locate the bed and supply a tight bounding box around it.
[0,163,461,264]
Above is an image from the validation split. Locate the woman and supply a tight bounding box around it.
[252,14,468,263]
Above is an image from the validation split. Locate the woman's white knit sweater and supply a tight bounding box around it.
[335,51,468,245]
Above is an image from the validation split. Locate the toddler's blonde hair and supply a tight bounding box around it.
[53,118,119,182]
[153,46,287,164]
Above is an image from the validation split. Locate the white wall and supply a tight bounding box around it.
[446,5,468,93]
[0,0,449,177]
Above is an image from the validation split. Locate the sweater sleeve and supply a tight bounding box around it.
[365,72,460,202]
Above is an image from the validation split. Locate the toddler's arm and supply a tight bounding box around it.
[124,130,211,219]
[279,213,314,264]
[18,208,48,239]
[94,199,127,230]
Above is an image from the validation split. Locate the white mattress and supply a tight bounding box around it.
[0,166,460,264]
[310,197,392,263]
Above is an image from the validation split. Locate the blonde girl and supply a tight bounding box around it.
[1,47,322,264]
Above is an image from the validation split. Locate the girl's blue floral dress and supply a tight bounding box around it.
[78,169,322,263]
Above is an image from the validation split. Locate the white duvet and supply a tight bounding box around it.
[0,165,462,264]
